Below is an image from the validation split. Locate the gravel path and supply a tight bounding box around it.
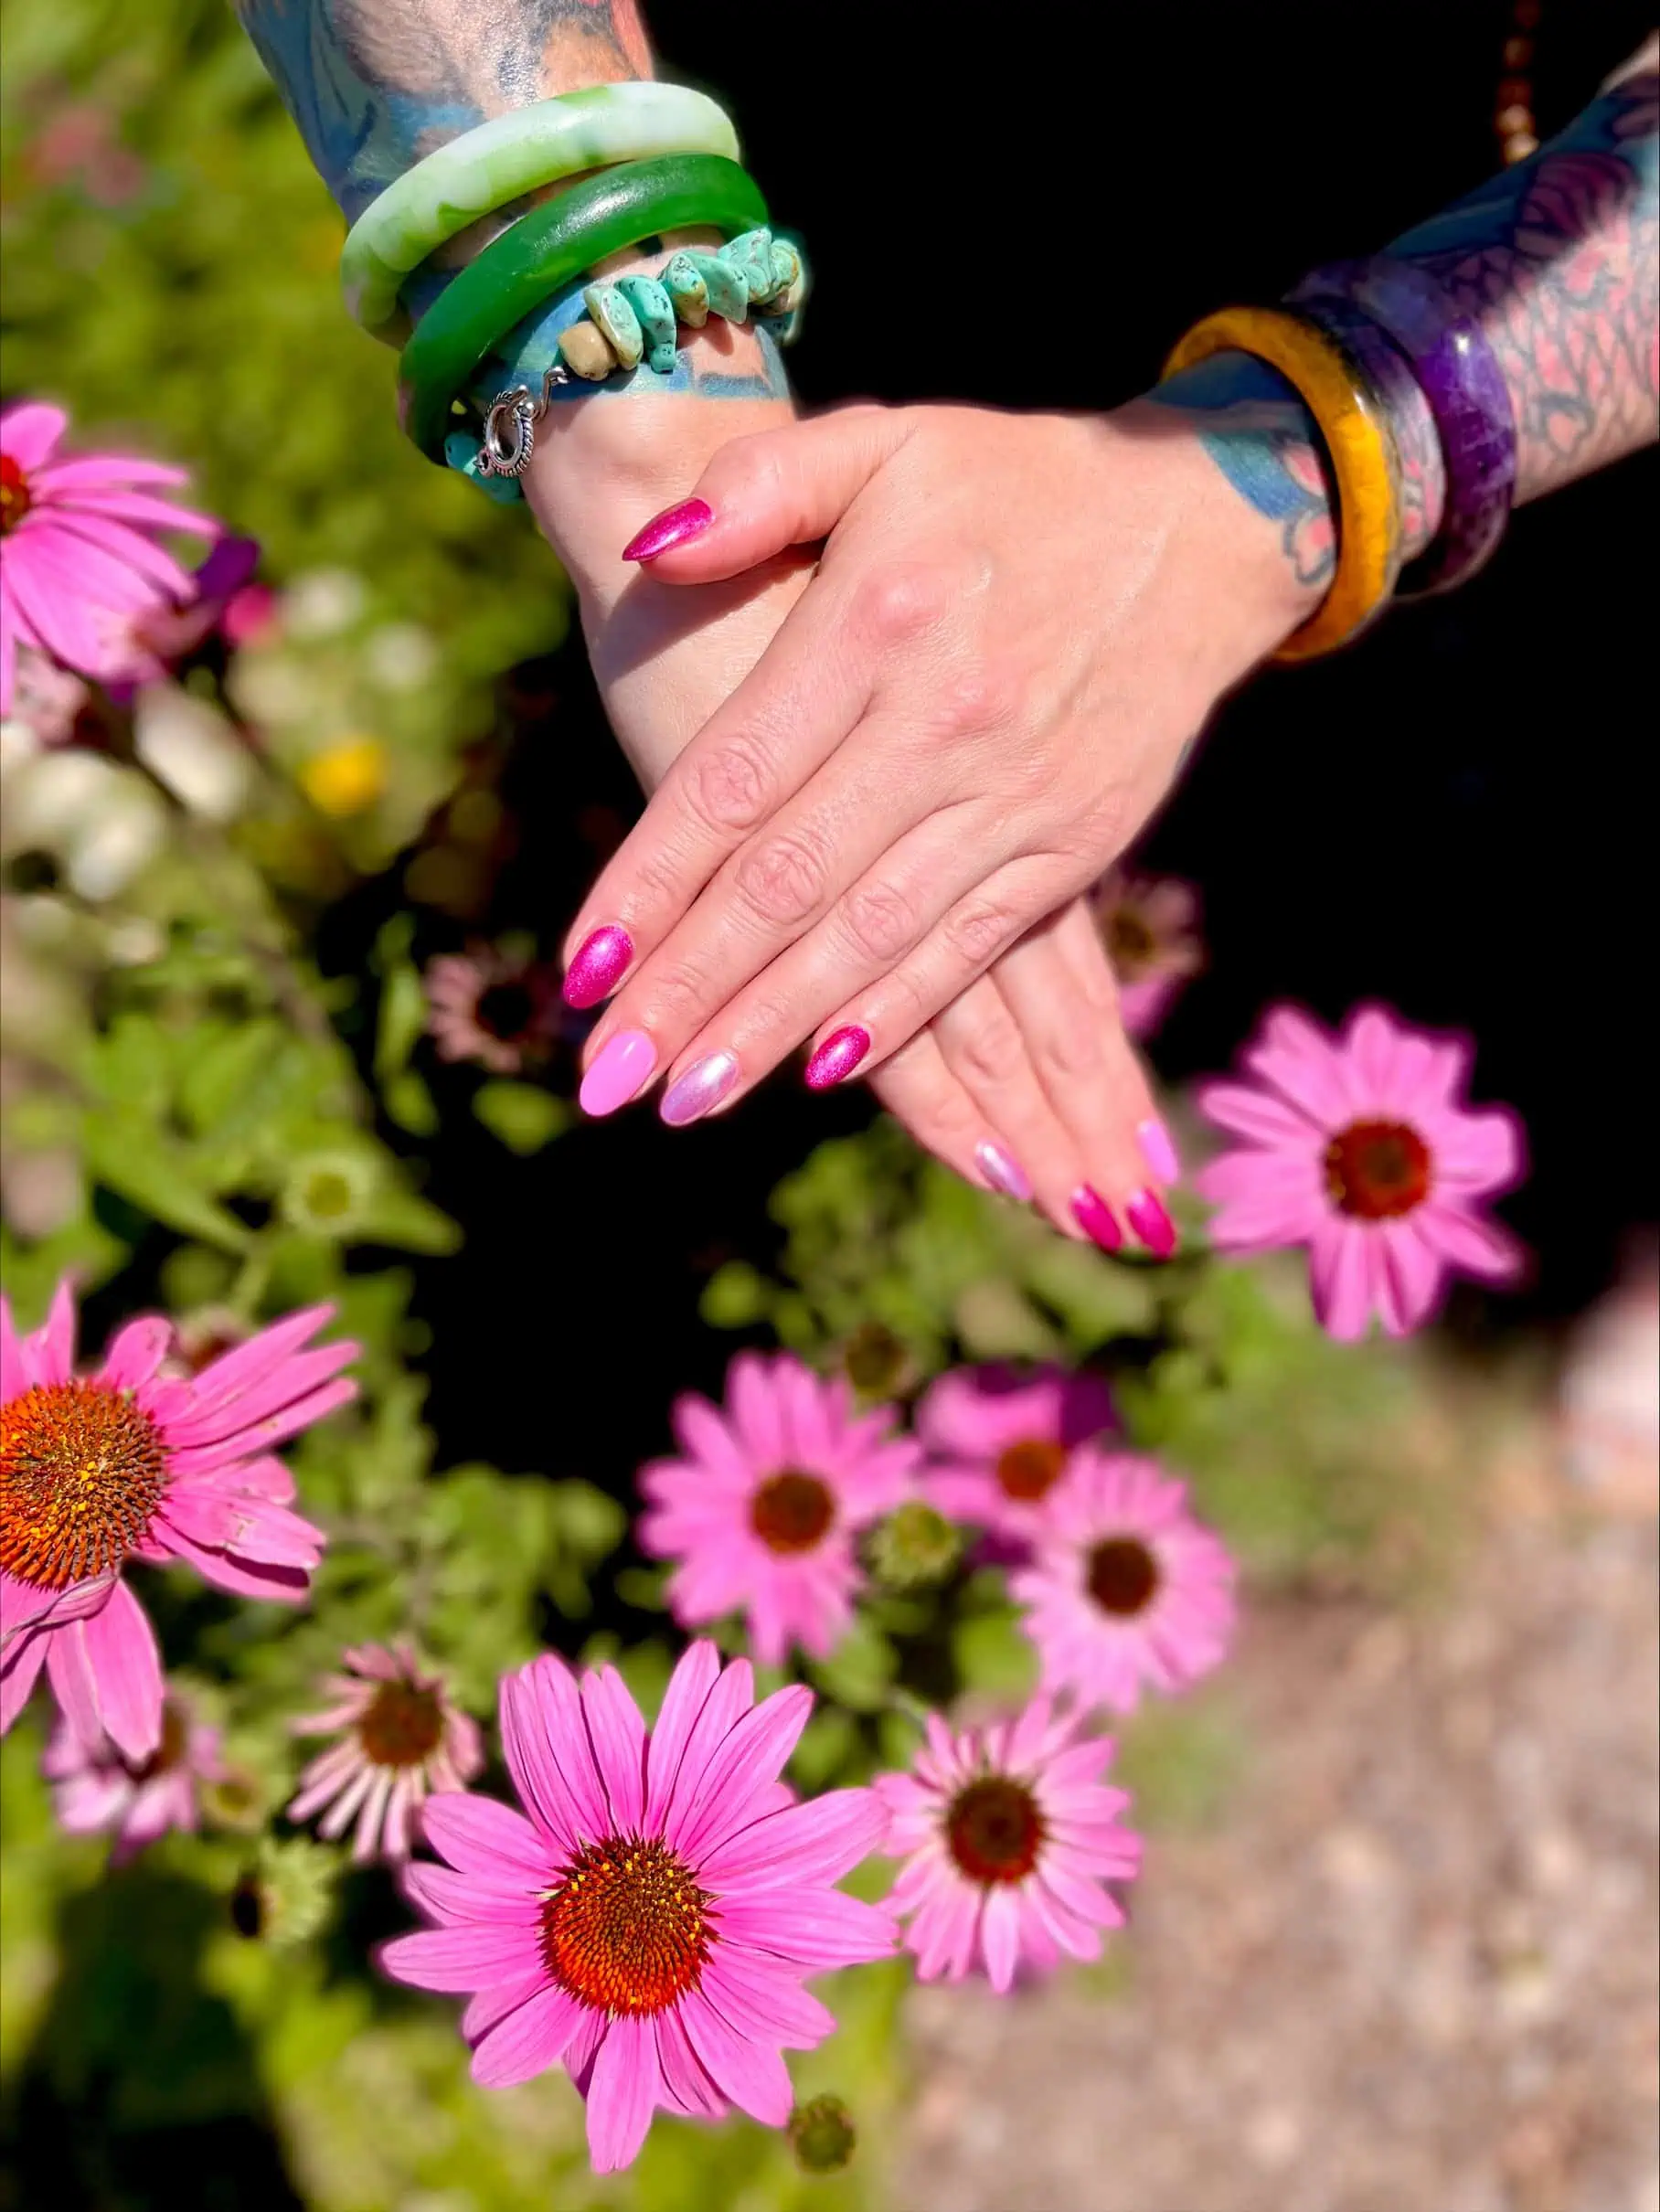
[894,1406,1659,2212]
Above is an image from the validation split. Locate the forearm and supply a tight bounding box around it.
[1151,49,1658,594]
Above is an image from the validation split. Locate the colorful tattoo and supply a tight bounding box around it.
[1148,355,1338,589]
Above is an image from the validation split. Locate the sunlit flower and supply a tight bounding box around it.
[288,1641,484,1863]
[380,1641,895,2172]
[917,1364,1116,1543]
[1089,866,1204,1037]
[424,944,561,1075]
[0,401,218,716]
[1195,1004,1527,1341]
[876,1696,1141,1991]
[1,1282,356,1760]
[44,1692,223,1864]
[299,735,387,817]
[1009,1448,1236,1714]
[637,1351,920,1666]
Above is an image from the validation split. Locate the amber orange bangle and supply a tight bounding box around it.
[1161,304,1405,664]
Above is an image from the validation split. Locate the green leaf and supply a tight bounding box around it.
[471,1079,569,1154]
[176,1017,290,1133]
[356,1184,461,1255]
[381,1069,439,1135]
[83,1114,251,1254]
[698,1260,769,1330]
[372,950,429,1084]
[952,1605,1038,1702]
[807,1611,896,1714]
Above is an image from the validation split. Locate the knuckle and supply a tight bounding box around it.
[734,829,829,929]
[643,959,716,1031]
[839,877,917,965]
[950,1006,1022,1091]
[943,895,1019,971]
[931,659,1017,739]
[1033,1016,1104,1084]
[681,736,774,836]
[856,561,954,649]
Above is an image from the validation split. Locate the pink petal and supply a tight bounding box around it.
[39,512,196,603]
[2,1567,116,1644]
[729,1353,787,1466]
[147,1520,310,1602]
[1197,1079,1322,1150]
[662,1656,754,1845]
[1345,1005,1403,1103]
[675,1988,793,2123]
[163,1341,358,1447]
[1431,1107,1525,1193]
[0,1627,48,1734]
[402,1862,541,1927]
[37,1280,78,1386]
[98,1317,174,1392]
[703,1953,835,2049]
[1414,1200,1526,1283]
[980,1886,1022,1992]
[644,1639,721,1831]
[585,2014,660,2174]
[671,1686,814,1863]
[378,1921,537,1993]
[1376,1219,1449,1337]
[29,452,189,493]
[186,1304,337,1409]
[714,1889,897,1970]
[2,539,106,672]
[1308,1220,1377,1342]
[699,1787,886,1890]
[420,1792,556,1885]
[1245,1005,1353,1122]
[351,1770,395,1862]
[471,1983,587,2090]
[580,1666,646,1834]
[498,1659,601,1854]
[669,1395,751,1484]
[460,1970,548,2043]
[161,1377,356,1471]
[80,1579,164,1762]
[52,487,219,537]
[654,2004,728,2117]
[0,402,67,471]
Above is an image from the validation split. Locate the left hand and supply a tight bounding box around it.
[561,399,1315,1115]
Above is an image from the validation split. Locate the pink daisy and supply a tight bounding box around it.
[424,944,561,1075]
[637,1351,921,1667]
[1009,1448,1237,1715]
[875,1696,1141,1991]
[379,1640,895,2173]
[43,1692,223,1866]
[1,401,219,715]
[1,1281,356,1762]
[288,1640,484,1863]
[1194,1004,1527,1342]
[916,1363,1116,1541]
[1089,866,1205,1037]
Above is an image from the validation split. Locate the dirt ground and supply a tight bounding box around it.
[893,1363,1659,2212]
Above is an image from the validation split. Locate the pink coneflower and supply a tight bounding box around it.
[1194,1004,1527,1341]
[1,401,218,716]
[380,1641,895,2173]
[1,1281,356,1761]
[1009,1448,1236,1715]
[424,944,561,1075]
[637,1352,921,1666]
[43,1693,222,1865]
[288,1641,484,1863]
[917,1364,1116,1542]
[1089,866,1205,1037]
[875,1696,1141,1991]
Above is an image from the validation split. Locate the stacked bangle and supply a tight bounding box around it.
[396,153,770,464]
[1162,305,1406,664]
[341,84,742,343]
[1287,258,1516,595]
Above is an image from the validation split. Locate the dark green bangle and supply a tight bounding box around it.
[396,153,769,463]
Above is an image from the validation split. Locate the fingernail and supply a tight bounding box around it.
[660,1049,740,1128]
[622,496,714,563]
[1136,1117,1180,1185]
[1071,1185,1124,1253]
[578,1029,657,1117]
[1125,1188,1178,1259]
[563,924,633,1010]
[804,1025,870,1091]
[974,1140,1032,1202]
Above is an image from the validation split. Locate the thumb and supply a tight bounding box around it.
[620,403,906,579]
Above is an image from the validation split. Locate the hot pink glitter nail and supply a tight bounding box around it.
[563,924,633,1010]
[803,1026,870,1091]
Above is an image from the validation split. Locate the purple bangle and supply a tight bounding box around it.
[1288,256,1517,596]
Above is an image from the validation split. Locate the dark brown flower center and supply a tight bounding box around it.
[995,1438,1068,1502]
[475,979,539,1044]
[1323,1118,1431,1220]
[843,1321,907,1396]
[541,1835,713,2015]
[1087,1536,1161,1618]
[946,1776,1046,1885]
[750,1470,835,1555]
[0,454,31,536]
[357,1680,444,1768]
[0,1380,167,1589]
[1104,904,1158,977]
[134,1700,190,1783]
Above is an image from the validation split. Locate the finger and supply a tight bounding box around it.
[619,405,908,578]
[928,977,1092,1241]
[991,902,1178,1258]
[627,827,1047,1126]
[866,1025,1038,1207]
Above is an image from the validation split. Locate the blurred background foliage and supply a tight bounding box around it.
[0,3,1497,2207]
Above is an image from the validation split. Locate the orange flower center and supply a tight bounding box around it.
[750,1470,835,1555]
[1087,1536,1161,1618]
[1323,1118,1431,1220]
[945,1775,1046,1885]
[0,454,31,536]
[995,1438,1068,1502]
[0,1380,166,1590]
[541,1835,714,2015]
[358,1680,444,1768]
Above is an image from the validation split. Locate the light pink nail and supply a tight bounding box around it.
[1136,1117,1180,1185]
[563,924,633,1010]
[622,496,714,563]
[660,1050,739,1128]
[1125,1188,1178,1259]
[1071,1186,1124,1253]
[579,1029,657,1117]
[974,1140,1032,1202]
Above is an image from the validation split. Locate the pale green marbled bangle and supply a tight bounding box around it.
[340,81,740,343]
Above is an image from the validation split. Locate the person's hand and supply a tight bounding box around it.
[530,398,1181,1251]
[559,399,1318,1154]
